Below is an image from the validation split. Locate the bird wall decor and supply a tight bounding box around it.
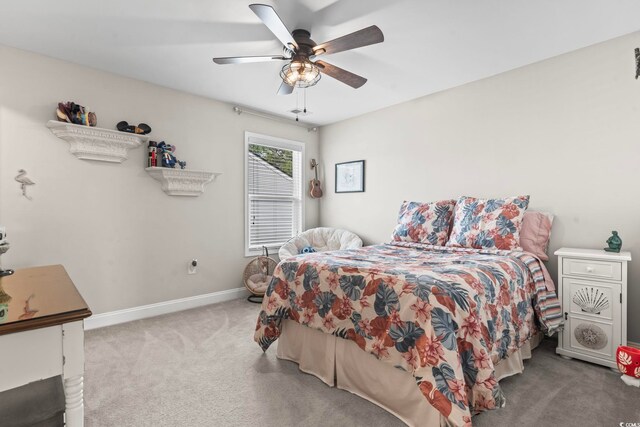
[15,169,35,200]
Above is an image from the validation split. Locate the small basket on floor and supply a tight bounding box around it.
[243,247,277,303]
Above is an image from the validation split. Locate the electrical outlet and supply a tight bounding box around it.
[188,259,198,275]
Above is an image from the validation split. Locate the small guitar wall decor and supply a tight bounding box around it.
[309,159,323,199]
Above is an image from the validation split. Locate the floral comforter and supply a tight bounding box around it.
[255,242,562,426]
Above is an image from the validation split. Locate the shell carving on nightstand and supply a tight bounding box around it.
[574,323,608,350]
[573,287,609,314]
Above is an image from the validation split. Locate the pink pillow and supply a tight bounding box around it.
[519,211,554,261]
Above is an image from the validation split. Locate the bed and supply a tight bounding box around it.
[254,241,562,426]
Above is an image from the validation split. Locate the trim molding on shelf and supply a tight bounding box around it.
[84,287,248,330]
[47,120,148,163]
[145,167,221,196]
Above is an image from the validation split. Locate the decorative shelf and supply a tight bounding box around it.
[145,167,221,196]
[47,120,148,163]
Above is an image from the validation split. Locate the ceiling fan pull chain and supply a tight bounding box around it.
[304,88,307,114]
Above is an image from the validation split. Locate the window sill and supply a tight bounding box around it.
[245,245,281,258]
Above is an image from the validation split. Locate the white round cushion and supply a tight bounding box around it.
[278,227,363,259]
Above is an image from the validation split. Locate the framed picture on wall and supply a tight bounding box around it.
[335,160,365,193]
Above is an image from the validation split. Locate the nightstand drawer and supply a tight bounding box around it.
[562,257,622,281]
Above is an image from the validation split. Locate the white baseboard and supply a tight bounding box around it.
[84,287,249,330]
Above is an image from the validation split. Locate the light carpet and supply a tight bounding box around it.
[85,298,640,426]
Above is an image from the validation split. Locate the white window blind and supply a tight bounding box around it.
[245,133,303,255]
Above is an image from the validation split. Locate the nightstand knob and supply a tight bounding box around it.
[586,266,594,272]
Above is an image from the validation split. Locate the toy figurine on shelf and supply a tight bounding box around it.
[56,102,97,126]
[157,142,176,168]
[148,141,158,167]
[156,141,187,169]
[117,121,152,135]
[604,231,622,253]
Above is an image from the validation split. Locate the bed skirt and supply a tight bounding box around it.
[276,320,542,427]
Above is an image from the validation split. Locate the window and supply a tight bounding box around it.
[245,132,304,256]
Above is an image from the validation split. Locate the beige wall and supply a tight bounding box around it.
[2,30,639,340]
[0,45,319,315]
[319,32,640,342]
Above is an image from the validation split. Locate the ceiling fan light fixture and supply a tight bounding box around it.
[212,5,384,94]
[280,58,320,88]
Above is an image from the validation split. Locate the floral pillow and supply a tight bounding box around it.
[446,195,530,250]
[391,199,456,246]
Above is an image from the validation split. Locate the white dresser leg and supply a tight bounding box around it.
[63,321,85,427]
[64,375,84,426]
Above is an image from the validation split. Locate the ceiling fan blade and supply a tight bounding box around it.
[212,55,287,65]
[315,61,367,88]
[277,82,294,95]
[249,4,298,49]
[313,25,384,56]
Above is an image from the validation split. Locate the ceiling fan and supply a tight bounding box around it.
[212,4,384,95]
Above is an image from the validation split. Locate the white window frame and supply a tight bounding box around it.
[244,131,305,257]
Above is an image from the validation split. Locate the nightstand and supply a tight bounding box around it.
[555,248,631,369]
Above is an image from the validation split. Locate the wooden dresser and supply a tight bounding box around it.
[0,265,91,427]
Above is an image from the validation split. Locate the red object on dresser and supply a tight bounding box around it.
[617,346,640,378]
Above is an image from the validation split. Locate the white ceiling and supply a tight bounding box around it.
[1,0,640,125]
